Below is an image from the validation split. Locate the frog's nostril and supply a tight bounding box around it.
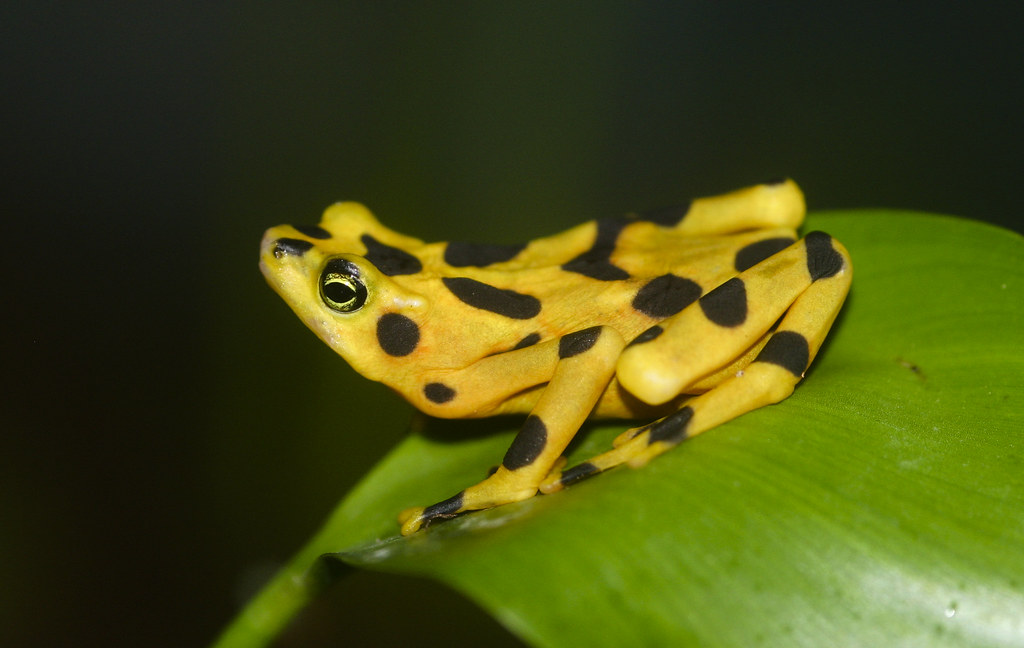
[272,237,315,259]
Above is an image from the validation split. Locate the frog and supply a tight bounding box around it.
[259,179,852,536]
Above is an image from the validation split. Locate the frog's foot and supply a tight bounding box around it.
[541,364,794,494]
[399,470,542,535]
[398,493,466,536]
[540,409,693,493]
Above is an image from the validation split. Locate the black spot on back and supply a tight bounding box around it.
[361,234,423,276]
[424,382,456,404]
[442,277,541,319]
[502,415,548,470]
[755,330,810,377]
[734,237,795,272]
[805,231,843,281]
[272,238,314,258]
[699,277,747,327]
[633,202,692,227]
[376,313,420,356]
[444,241,526,267]
[627,325,664,347]
[558,327,602,359]
[632,274,702,318]
[561,218,631,281]
[647,407,693,446]
[293,225,331,239]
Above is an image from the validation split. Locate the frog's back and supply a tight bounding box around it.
[260,179,809,370]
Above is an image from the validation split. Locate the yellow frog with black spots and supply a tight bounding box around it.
[259,179,851,535]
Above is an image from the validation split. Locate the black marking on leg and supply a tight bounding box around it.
[272,238,314,258]
[503,415,548,470]
[647,407,694,446]
[632,274,702,318]
[699,278,748,327]
[734,237,795,272]
[424,382,456,404]
[293,224,331,239]
[756,330,810,377]
[444,241,527,267]
[557,462,600,487]
[561,219,631,281]
[558,327,602,359]
[442,277,541,319]
[634,202,692,227]
[805,231,843,281]
[627,325,664,347]
[376,313,420,356]
[514,333,542,350]
[361,234,423,276]
[422,492,465,522]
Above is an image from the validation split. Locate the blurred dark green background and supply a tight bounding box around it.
[3,3,1021,646]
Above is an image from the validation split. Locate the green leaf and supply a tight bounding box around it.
[214,211,1024,648]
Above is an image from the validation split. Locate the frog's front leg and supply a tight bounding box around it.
[399,326,626,535]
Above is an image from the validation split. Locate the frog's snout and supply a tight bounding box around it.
[259,227,316,293]
[261,228,316,261]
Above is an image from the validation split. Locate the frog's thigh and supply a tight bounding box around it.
[618,231,850,405]
[543,234,852,491]
[399,326,626,535]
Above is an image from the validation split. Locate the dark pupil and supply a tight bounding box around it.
[324,278,355,305]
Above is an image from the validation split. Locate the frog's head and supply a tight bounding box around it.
[259,202,428,381]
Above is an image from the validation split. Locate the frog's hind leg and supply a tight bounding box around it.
[542,232,852,493]
[651,178,806,236]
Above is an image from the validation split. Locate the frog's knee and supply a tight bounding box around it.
[557,325,625,368]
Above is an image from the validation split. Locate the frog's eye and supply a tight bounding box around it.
[320,259,367,313]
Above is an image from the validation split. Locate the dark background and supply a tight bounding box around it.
[3,3,1021,646]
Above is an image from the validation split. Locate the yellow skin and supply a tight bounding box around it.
[259,179,852,535]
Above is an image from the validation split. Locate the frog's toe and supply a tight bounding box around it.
[397,505,422,525]
[613,423,649,447]
[398,506,426,535]
[399,514,434,536]
[398,492,466,536]
[538,457,569,493]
